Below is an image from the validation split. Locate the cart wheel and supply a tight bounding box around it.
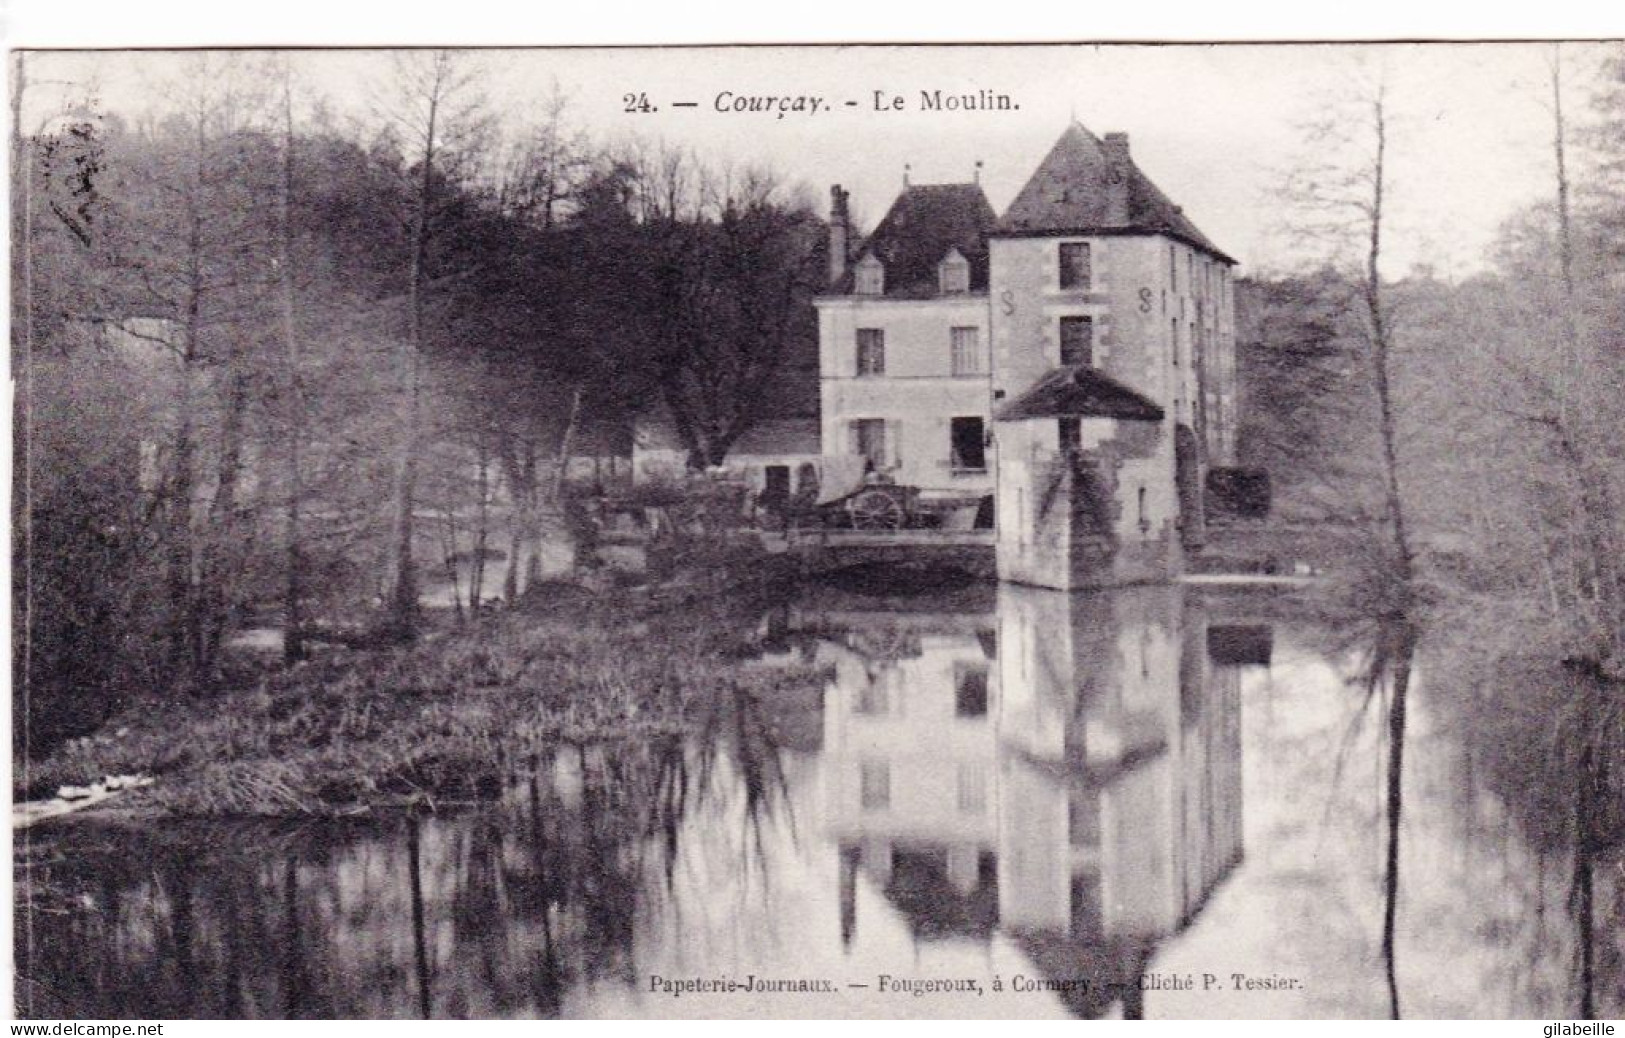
[850,488,904,530]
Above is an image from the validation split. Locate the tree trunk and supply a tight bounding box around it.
[471,436,490,613]
[278,75,307,665]
[1364,89,1415,588]
[167,113,207,685]
[197,370,248,681]
[500,436,537,603]
[165,404,197,678]
[1380,622,1419,1019]
[1548,47,1624,670]
[439,508,463,625]
[1553,47,1576,317]
[1573,733,1597,1021]
[551,384,584,503]
[387,78,441,641]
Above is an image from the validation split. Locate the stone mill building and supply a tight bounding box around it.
[816,121,1239,590]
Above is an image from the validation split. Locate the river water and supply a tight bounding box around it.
[13,581,1621,1019]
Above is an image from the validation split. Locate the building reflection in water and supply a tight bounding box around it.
[812,582,1247,1017]
[19,580,1275,1020]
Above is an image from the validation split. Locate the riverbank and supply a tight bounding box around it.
[17,572,1621,1021]
[13,563,827,817]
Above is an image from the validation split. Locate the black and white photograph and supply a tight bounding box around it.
[9,34,1625,1022]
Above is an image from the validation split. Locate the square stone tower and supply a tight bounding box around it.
[988,124,1238,589]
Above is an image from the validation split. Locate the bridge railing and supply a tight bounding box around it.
[782,525,996,549]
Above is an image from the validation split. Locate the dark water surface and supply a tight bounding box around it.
[14,583,1622,1019]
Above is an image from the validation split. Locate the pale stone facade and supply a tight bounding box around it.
[989,233,1240,587]
[804,583,1243,987]
[817,123,1239,589]
[816,294,993,499]
[814,180,1000,508]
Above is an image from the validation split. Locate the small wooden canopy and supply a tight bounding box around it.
[994,366,1165,423]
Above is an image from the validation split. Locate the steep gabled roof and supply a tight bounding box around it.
[830,182,998,298]
[994,365,1165,423]
[996,123,1234,264]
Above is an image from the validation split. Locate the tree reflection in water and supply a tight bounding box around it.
[1483,654,1625,1021]
[13,705,802,1020]
[14,581,1623,1020]
[1335,592,1625,1021]
[1367,617,1420,1020]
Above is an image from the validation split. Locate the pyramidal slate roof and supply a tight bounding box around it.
[994,365,1166,423]
[832,182,997,298]
[996,123,1234,264]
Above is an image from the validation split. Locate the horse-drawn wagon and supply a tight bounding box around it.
[807,460,987,532]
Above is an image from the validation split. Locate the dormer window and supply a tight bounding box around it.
[938,248,970,295]
[854,253,884,295]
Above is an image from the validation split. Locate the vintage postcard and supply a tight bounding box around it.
[9,40,1624,1022]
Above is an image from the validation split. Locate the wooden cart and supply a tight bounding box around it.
[820,480,922,531]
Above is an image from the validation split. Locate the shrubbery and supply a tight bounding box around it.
[17,581,825,815]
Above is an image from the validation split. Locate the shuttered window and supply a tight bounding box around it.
[950,326,981,375]
[957,763,987,814]
[856,328,885,376]
[849,419,887,468]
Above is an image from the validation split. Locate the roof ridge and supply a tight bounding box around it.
[995,122,1233,262]
[829,179,999,298]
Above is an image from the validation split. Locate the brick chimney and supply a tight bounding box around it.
[1102,133,1131,226]
[828,185,851,286]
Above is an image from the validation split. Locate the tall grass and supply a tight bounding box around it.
[17,577,828,816]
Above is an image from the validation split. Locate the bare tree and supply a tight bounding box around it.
[1588,43,1625,252]
[1279,63,1415,590]
[109,55,278,686]
[274,64,308,664]
[1447,48,1625,671]
[1510,47,1625,671]
[374,50,486,640]
[499,79,590,230]
[634,154,821,469]
[1280,62,1420,1022]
